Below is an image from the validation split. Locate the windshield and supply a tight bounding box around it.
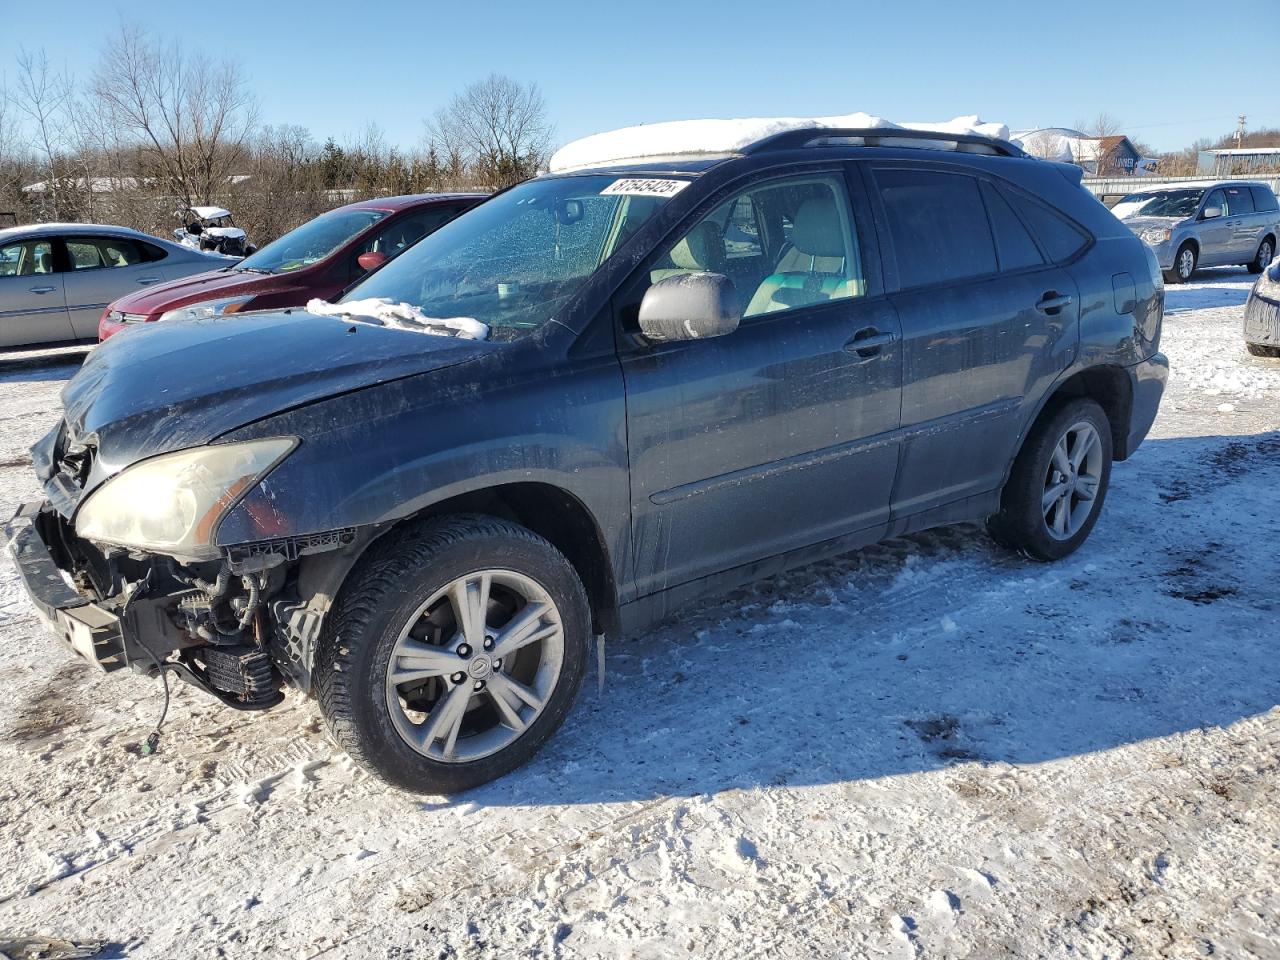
[237,208,388,274]
[1111,189,1204,220]
[343,175,679,341]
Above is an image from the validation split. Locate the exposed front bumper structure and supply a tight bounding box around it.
[5,502,128,671]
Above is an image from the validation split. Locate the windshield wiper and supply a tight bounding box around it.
[235,266,274,275]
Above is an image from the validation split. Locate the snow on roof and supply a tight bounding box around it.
[1205,147,1280,156]
[549,114,1011,173]
[188,205,232,220]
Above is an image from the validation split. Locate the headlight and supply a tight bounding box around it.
[1139,227,1172,245]
[75,438,296,559]
[157,295,254,323]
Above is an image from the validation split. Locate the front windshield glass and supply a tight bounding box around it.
[237,209,388,274]
[344,175,678,341]
[1111,189,1204,220]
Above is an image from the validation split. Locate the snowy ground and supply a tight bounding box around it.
[1,270,1278,960]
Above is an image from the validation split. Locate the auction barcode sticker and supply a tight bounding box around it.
[600,178,691,198]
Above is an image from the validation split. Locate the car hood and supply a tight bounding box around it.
[56,310,490,486]
[109,267,299,316]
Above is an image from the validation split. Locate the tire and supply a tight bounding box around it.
[315,514,590,794]
[1246,341,1280,358]
[1247,237,1274,274]
[1165,243,1196,284]
[987,398,1113,562]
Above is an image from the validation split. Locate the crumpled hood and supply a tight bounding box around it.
[1120,215,1182,232]
[58,309,490,485]
[109,267,279,317]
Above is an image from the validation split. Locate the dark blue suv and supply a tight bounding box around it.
[6,125,1168,793]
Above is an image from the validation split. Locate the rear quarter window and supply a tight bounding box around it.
[874,167,997,288]
[1007,193,1090,263]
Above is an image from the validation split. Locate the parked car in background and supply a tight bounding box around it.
[5,118,1167,794]
[1243,253,1280,357]
[1112,180,1279,283]
[0,223,232,349]
[101,194,484,340]
[174,206,254,258]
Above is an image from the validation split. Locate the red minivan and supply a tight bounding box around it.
[99,193,484,339]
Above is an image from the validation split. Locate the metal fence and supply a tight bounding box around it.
[1082,174,1280,205]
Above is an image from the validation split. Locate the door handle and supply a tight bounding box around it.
[844,327,897,359]
[136,276,162,285]
[29,285,56,294]
[1035,292,1073,315]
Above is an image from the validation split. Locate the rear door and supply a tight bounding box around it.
[61,234,168,337]
[619,169,902,596]
[866,162,1081,518]
[0,236,72,347]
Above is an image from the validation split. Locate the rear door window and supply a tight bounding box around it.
[875,167,997,288]
[66,236,148,269]
[979,181,1044,271]
[1251,187,1279,213]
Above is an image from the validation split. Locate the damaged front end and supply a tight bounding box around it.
[5,421,365,712]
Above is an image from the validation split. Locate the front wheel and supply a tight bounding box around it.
[1247,238,1274,274]
[315,515,590,794]
[1164,243,1197,284]
[987,398,1113,562]
[1246,341,1280,358]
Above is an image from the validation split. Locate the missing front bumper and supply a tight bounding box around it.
[4,502,128,671]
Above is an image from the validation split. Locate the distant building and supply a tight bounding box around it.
[1012,128,1151,176]
[1197,147,1280,176]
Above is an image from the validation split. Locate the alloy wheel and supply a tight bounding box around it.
[384,569,564,763]
[1042,421,1104,540]
[1178,247,1195,280]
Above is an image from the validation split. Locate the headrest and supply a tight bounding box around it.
[791,199,846,258]
[669,221,724,271]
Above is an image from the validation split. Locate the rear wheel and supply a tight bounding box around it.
[1247,238,1274,274]
[987,398,1113,562]
[1246,341,1280,358]
[1165,243,1197,284]
[315,515,590,794]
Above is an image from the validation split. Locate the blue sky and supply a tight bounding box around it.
[2,0,1274,155]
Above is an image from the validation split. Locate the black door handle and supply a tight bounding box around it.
[1036,292,1073,315]
[844,326,897,359]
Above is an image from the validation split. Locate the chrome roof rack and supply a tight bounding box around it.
[744,127,1027,159]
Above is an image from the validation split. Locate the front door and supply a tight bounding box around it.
[0,237,71,347]
[619,170,902,597]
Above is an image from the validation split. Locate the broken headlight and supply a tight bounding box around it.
[157,295,254,323]
[75,438,296,560]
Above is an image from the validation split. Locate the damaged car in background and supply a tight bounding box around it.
[6,114,1167,794]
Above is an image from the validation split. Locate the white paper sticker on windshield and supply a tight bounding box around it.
[600,178,691,199]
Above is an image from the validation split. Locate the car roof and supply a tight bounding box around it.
[1122,179,1272,193]
[0,222,173,244]
[339,192,489,213]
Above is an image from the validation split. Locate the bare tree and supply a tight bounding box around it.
[429,74,552,188]
[91,23,257,209]
[11,48,73,218]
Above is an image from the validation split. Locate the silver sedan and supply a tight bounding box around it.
[0,223,232,348]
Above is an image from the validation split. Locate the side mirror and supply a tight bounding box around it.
[1201,205,1222,220]
[638,272,740,343]
[357,251,389,271]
